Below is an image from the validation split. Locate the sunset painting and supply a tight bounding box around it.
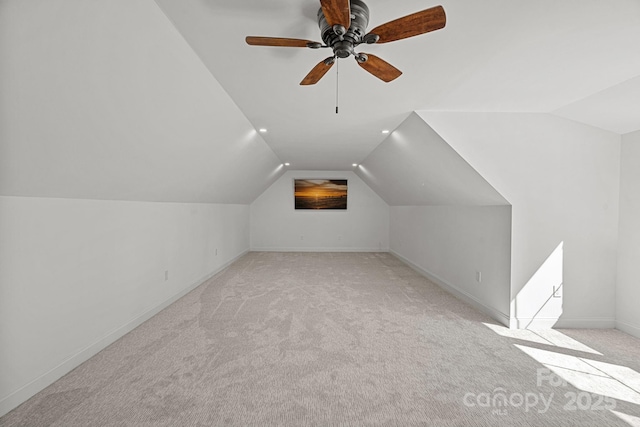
[294,179,348,210]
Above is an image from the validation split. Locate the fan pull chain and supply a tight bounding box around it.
[335,59,339,114]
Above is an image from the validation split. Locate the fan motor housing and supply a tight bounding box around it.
[318,0,370,58]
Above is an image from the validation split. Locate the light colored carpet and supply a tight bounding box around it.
[2,252,640,426]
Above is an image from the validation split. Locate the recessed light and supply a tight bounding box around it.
[284,162,290,166]
[382,130,390,134]
[352,163,358,167]
[259,128,267,133]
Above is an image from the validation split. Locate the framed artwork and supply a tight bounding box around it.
[294,179,348,210]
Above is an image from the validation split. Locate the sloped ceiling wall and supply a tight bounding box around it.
[419,112,621,326]
[152,0,640,172]
[356,113,509,206]
[0,0,283,203]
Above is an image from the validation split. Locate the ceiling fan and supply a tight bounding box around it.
[246,0,446,85]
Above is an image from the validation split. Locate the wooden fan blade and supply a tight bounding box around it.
[300,58,335,85]
[356,54,402,82]
[246,36,317,47]
[368,5,446,44]
[320,0,351,29]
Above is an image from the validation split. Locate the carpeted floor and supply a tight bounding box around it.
[2,252,640,426]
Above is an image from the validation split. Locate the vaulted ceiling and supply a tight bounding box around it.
[155,0,640,169]
[2,0,640,203]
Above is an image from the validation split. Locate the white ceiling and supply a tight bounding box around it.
[155,0,640,169]
[358,113,508,206]
[0,0,282,203]
[3,0,640,203]
[553,75,640,135]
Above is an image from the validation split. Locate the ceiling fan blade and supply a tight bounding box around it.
[320,0,351,29]
[246,36,319,48]
[356,54,402,82]
[300,58,335,85]
[367,5,446,44]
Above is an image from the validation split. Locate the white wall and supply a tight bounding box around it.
[421,112,621,328]
[0,0,283,417]
[390,205,512,325]
[250,171,389,252]
[355,113,512,326]
[0,196,250,416]
[617,131,640,339]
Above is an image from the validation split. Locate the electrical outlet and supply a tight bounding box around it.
[165,270,169,281]
[553,285,562,298]
[476,271,482,283]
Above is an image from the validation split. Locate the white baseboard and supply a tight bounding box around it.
[251,247,388,253]
[512,317,616,330]
[616,320,640,340]
[390,250,510,327]
[0,249,248,419]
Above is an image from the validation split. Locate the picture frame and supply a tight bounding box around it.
[294,179,348,210]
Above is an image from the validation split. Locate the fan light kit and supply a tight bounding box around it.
[246,0,446,85]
